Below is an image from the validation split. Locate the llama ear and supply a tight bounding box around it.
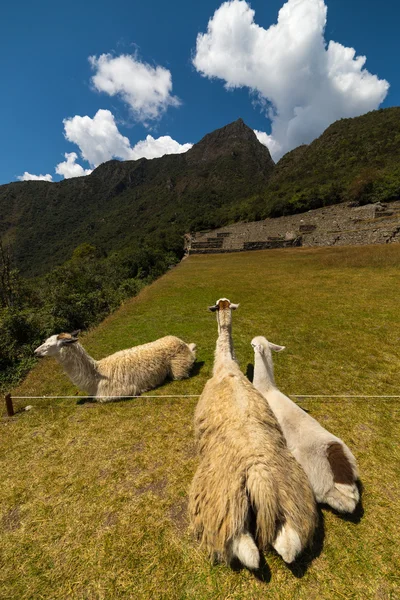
[269,343,285,353]
[62,337,79,345]
[70,330,81,338]
[230,303,239,310]
[208,305,218,312]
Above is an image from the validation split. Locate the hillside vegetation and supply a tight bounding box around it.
[0,119,273,277]
[2,108,400,277]
[262,107,400,218]
[1,246,399,599]
[2,107,400,389]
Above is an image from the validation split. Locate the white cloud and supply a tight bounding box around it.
[89,53,181,123]
[55,152,93,179]
[130,135,192,160]
[254,130,282,160]
[62,109,191,169]
[17,172,53,182]
[63,109,136,166]
[193,0,389,159]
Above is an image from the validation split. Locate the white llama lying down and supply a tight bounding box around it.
[34,332,197,402]
[189,299,317,570]
[251,336,360,513]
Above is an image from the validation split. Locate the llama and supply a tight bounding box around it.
[251,336,359,513]
[34,332,196,401]
[188,299,317,570]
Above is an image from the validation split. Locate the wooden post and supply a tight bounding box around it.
[5,393,14,417]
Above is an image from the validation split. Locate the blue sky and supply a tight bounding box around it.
[1,0,398,184]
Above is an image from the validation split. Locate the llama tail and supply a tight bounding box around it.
[231,532,260,570]
[272,524,302,564]
[271,464,318,563]
[245,462,279,548]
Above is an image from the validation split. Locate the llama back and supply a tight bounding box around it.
[190,373,279,562]
[191,372,317,562]
[97,335,196,397]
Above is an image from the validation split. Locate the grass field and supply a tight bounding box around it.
[1,245,400,599]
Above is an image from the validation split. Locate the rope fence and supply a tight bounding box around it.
[4,392,400,416]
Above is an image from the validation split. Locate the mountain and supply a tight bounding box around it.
[262,107,400,217]
[0,119,274,276]
[2,108,400,277]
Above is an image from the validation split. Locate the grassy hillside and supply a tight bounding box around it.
[1,246,400,599]
[261,107,400,218]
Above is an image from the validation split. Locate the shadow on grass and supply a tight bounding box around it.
[286,506,326,578]
[230,553,272,584]
[253,553,272,583]
[76,397,97,406]
[321,480,365,524]
[191,361,205,378]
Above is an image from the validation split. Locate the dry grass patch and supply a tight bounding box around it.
[1,245,400,599]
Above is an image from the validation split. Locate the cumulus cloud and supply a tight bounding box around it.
[130,135,192,160]
[254,130,282,159]
[193,0,389,159]
[55,152,93,179]
[62,109,191,170]
[17,172,53,182]
[89,53,181,123]
[63,109,137,166]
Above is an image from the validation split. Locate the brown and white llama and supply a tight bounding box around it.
[251,336,360,513]
[188,299,317,570]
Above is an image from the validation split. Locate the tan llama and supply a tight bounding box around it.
[188,299,317,569]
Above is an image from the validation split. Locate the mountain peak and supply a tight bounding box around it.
[186,118,272,165]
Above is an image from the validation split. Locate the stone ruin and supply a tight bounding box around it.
[186,201,400,255]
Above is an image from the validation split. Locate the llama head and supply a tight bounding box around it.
[251,336,285,356]
[34,331,80,358]
[208,298,239,312]
[208,298,239,330]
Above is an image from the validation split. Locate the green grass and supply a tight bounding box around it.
[1,245,400,599]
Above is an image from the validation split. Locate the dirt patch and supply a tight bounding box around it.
[2,507,21,532]
[135,477,168,497]
[169,498,188,534]
[184,441,197,459]
[102,511,119,528]
[131,441,145,453]
[98,468,111,480]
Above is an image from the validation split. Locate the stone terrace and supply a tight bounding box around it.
[187,201,400,254]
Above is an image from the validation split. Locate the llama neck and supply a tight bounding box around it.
[57,343,99,394]
[253,349,276,392]
[213,309,236,372]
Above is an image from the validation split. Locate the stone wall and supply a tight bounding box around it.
[187,201,400,255]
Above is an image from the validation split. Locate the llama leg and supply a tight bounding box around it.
[323,483,359,513]
[231,532,260,570]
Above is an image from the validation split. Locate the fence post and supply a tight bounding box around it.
[5,393,14,417]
